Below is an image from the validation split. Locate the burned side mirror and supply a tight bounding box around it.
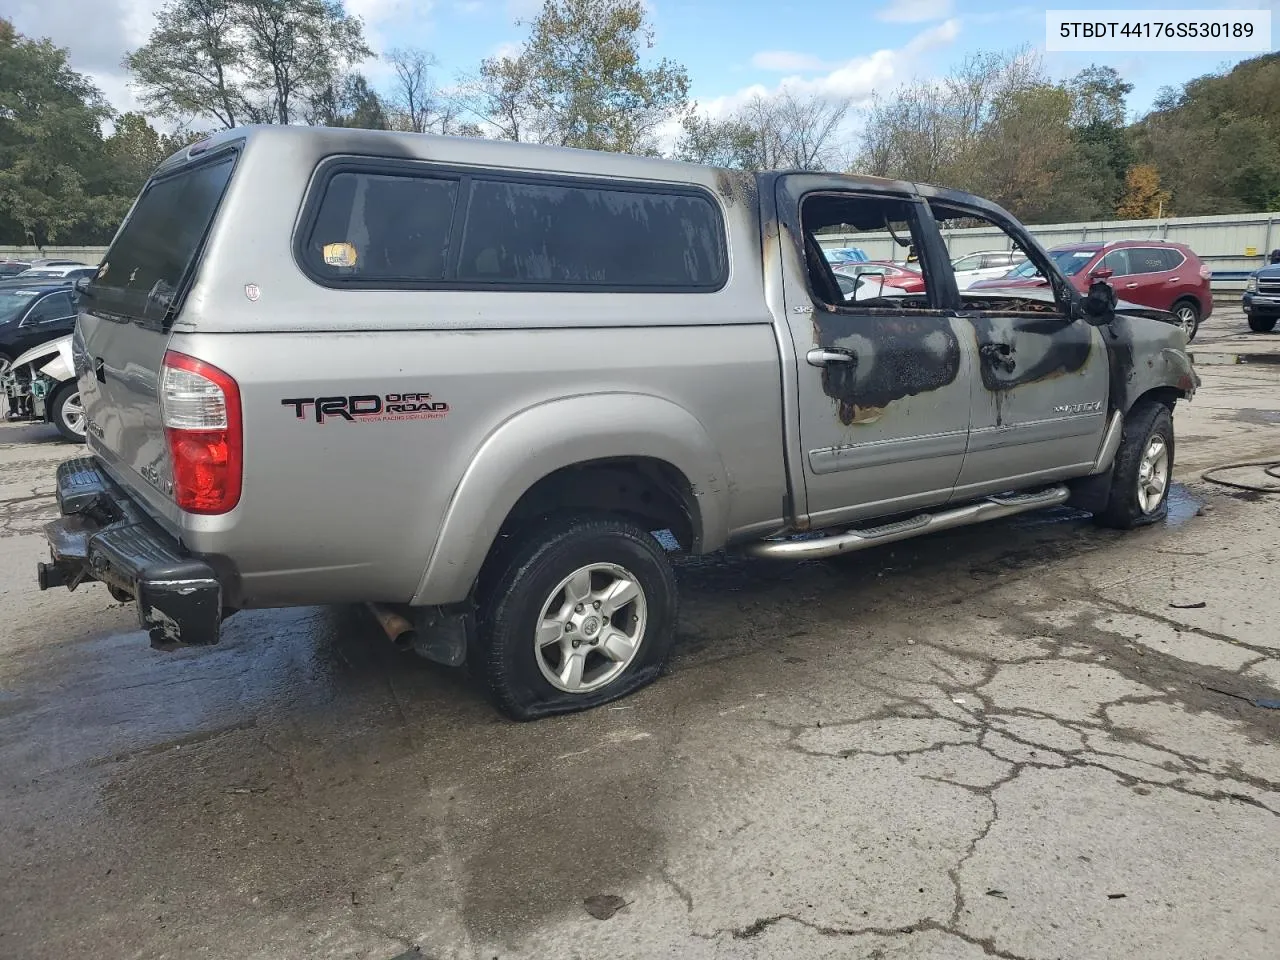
[1081,279,1117,323]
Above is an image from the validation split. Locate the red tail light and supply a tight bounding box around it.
[159,351,242,514]
[1199,264,1212,280]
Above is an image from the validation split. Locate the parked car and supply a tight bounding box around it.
[0,282,82,380]
[949,249,1027,289]
[1243,261,1280,331]
[833,260,927,294]
[823,246,869,265]
[0,259,32,278]
[28,258,84,268]
[971,240,1212,340]
[12,265,96,282]
[34,126,1197,719]
[1,335,84,441]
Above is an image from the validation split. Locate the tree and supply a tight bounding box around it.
[1068,65,1132,127]
[307,73,389,129]
[125,0,247,129]
[127,0,370,128]
[1117,164,1172,219]
[462,0,689,154]
[1132,53,1280,215]
[0,18,115,246]
[676,91,851,171]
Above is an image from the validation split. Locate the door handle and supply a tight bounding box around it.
[807,348,855,367]
[980,342,1016,373]
[1126,282,1139,288]
[1168,276,1180,282]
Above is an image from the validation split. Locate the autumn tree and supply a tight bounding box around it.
[461,0,689,154]
[127,0,370,128]
[1116,164,1172,219]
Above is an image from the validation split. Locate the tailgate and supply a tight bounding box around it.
[76,150,239,522]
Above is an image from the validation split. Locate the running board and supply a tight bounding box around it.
[743,485,1071,560]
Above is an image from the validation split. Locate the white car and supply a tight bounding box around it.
[949,250,1026,290]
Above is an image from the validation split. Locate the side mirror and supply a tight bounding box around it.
[1082,279,1117,322]
[1089,266,1114,280]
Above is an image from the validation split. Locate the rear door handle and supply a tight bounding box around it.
[1168,276,1180,282]
[1126,282,1139,289]
[806,348,855,367]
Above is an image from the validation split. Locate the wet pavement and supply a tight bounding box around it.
[3,350,1280,960]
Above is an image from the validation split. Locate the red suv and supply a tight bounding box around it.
[970,240,1212,340]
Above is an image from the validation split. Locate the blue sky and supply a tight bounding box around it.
[351,0,1277,123]
[10,0,1278,132]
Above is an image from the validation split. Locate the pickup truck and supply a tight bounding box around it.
[36,126,1197,719]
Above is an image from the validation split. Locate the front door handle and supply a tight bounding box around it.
[980,342,1016,373]
[807,348,855,367]
[1126,282,1139,288]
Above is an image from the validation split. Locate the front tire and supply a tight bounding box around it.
[51,384,87,443]
[1094,400,1174,530]
[1248,313,1278,333]
[1172,299,1201,341]
[476,515,678,720]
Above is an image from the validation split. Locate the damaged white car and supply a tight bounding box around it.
[2,335,85,442]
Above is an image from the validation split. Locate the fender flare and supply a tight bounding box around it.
[411,393,730,606]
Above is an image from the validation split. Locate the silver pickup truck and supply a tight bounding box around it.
[38,126,1197,718]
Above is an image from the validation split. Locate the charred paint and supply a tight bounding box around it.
[812,308,962,425]
[1101,312,1198,414]
[969,315,1093,393]
[714,169,759,210]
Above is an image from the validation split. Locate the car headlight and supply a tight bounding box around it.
[1247,275,1258,292]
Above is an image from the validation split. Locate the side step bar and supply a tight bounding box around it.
[743,485,1071,561]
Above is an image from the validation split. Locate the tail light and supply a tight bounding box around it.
[1199,264,1212,280]
[159,351,242,514]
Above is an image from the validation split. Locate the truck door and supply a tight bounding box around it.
[923,196,1110,498]
[773,175,977,529]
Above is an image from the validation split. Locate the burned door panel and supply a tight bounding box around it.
[774,174,976,528]
[955,313,1109,498]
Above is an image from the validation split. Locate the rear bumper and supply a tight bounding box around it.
[38,457,222,650]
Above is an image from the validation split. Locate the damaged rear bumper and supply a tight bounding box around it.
[38,457,222,650]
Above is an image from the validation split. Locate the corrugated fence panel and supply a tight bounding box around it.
[0,246,108,264]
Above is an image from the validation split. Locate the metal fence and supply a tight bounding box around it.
[0,246,107,264]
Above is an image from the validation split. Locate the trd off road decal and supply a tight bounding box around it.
[282,393,449,424]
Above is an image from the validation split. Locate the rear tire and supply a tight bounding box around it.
[475,514,678,720]
[1093,400,1174,530]
[1171,299,1201,341]
[1248,313,1278,333]
[51,384,87,443]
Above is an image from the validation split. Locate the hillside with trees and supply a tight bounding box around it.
[3,1,1280,245]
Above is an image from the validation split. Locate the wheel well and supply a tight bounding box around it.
[1134,386,1182,412]
[498,458,700,553]
[1171,294,1200,314]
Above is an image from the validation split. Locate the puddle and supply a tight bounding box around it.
[1166,483,1202,526]
[1231,408,1280,425]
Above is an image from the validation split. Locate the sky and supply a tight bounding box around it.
[8,0,1279,137]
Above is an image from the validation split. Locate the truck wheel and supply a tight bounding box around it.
[1093,400,1174,530]
[51,384,87,443]
[1171,299,1200,341]
[1248,313,1278,333]
[476,515,678,720]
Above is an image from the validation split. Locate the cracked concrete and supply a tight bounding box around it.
[3,345,1280,959]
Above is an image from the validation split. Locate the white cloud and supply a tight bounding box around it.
[697,18,962,119]
[751,51,835,73]
[876,0,953,24]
